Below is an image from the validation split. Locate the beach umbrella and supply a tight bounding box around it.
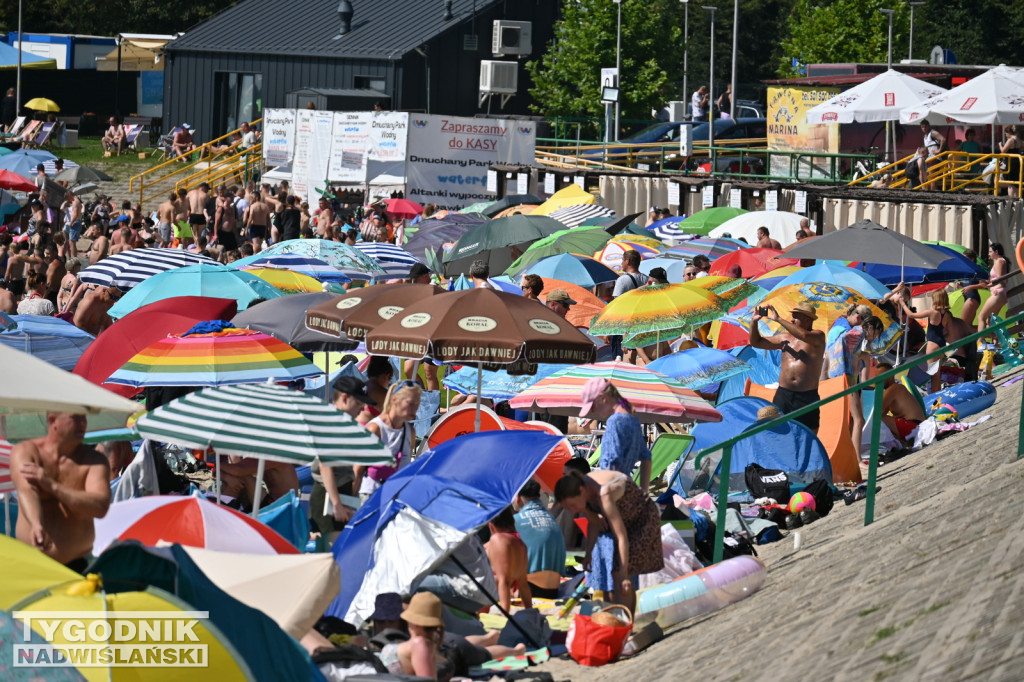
[402,212,486,270]
[646,346,752,389]
[900,65,1024,125]
[646,216,696,240]
[589,283,728,347]
[481,193,543,217]
[242,268,324,293]
[547,203,615,228]
[0,535,83,610]
[709,247,798,278]
[384,197,424,219]
[688,277,763,310]
[236,253,350,283]
[639,256,697,283]
[670,206,748,235]
[532,185,596,216]
[922,241,986,267]
[805,68,947,124]
[770,261,891,298]
[782,219,953,269]
[579,212,647,235]
[0,439,12,493]
[659,237,746,261]
[537,278,606,329]
[459,201,494,214]
[232,292,356,352]
[107,264,283,320]
[595,239,661,269]
[79,247,218,291]
[0,169,34,192]
[849,244,989,286]
[0,149,57,178]
[0,315,94,370]
[261,239,386,279]
[73,296,237,397]
[354,242,424,279]
[509,361,722,423]
[446,273,520,293]
[105,323,322,388]
[442,363,563,401]
[0,608,86,681]
[52,164,113,184]
[505,225,615,275]
[306,283,446,341]
[751,265,805,290]
[443,214,566,276]
[519,252,619,287]
[24,97,59,112]
[708,211,808,248]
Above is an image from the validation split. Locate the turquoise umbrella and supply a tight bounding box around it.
[769,261,891,299]
[260,239,386,280]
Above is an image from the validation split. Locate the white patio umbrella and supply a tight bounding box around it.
[900,65,1024,125]
[708,211,808,248]
[806,69,948,124]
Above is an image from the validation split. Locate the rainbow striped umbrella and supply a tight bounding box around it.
[659,238,746,261]
[590,283,728,348]
[509,361,721,423]
[105,324,322,387]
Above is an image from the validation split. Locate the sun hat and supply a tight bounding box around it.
[546,289,577,306]
[408,263,431,279]
[369,593,404,622]
[331,376,377,405]
[579,377,612,419]
[756,405,781,421]
[401,592,443,627]
[789,301,818,321]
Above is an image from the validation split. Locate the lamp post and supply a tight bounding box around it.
[681,0,689,119]
[613,0,623,141]
[15,0,22,113]
[703,6,716,152]
[908,2,925,60]
[729,0,738,119]
[879,8,895,161]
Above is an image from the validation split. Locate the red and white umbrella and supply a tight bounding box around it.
[0,438,13,493]
[93,495,299,556]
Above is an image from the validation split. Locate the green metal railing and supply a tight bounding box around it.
[693,311,1024,564]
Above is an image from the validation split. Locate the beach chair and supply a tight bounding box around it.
[2,116,26,138]
[13,119,40,143]
[124,124,146,152]
[640,432,694,485]
[24,121,56,149]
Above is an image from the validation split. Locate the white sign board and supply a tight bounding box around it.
[702,186,714,208]
[730,189,742,208]
[405,115,536,210]
[574,175,585,189]
[517,173,529,195]
[544,173,555,195]
[328,111,370,183]
[667,182,680,207]
[262,108,296,166]
[766,190,778,211]
[486,170,498,193]
[368,111,408,161]
[291,110,315,200]
[795,190,807,214]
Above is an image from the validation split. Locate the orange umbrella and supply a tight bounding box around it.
[539,277,606,329]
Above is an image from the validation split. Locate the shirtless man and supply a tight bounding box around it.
[796,218,814,240]
[108,227,134,255]
[0,281,15,313]
[73,284,119,336]
[12,412,111,570]
[186,183,211,238]
[86,222,109,265]
[156,193,176,247]
[874,361,927,446]
[315,197,335,240]
[244,192,271,252]
[61,193,83,258]
[485,507,532,611]
[756,226,782,250]
[57,261,80,316]
[102,117,125,154]
[44,245,65,305]
[5,242,36,300]
[172,125,197,158]
[749,301,826,433]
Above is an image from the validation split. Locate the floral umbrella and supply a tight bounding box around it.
[646,346,752,389]
[590,283,728,347]
[261,239,386,280]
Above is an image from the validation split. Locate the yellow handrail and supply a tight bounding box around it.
[862,150,1023,195]
[174,144,263,192]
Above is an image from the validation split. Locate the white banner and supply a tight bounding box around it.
[328,111,370,183]
[730,189,742,208]
[702,186,714,208]
[306,110,335,197]
[291,110,315,200]
[405,115,536,210]
[667,182,680,207]
[368,111,408,161]
[795,190,807,214]
[262,108,296,166]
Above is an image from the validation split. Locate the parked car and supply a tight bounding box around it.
[581,121,700,161]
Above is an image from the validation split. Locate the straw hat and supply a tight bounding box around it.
[789,301,818,321]
[757,405,781,421]
[401,592,443,627]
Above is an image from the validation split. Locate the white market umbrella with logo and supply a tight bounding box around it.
[806,69,947,124]
[900,65,1024,125]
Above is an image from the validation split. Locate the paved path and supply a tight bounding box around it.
[537,368,1024,681]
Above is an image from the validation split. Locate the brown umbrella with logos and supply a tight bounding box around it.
[305,283,447,340]
[366,288,597,430]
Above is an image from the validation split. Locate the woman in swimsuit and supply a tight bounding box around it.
[376,592,444,678]
[358,356,395,423]
[971,242,1010,336]
[898,287,955,392]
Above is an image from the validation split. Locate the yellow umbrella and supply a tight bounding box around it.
[24,97,59,112]
[0,535,80,610]
[244,268,323,294]
[531,185,595,216]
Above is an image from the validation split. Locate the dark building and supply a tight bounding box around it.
[163,0,557,140]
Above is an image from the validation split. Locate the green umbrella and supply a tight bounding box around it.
[923,240,986,267]
[459,201,494,214]
[443,214,566,276]
[505,225,614,275]
[673,207,749,236]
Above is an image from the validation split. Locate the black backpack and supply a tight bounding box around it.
[801,478,835,517]
[904,156,921,184]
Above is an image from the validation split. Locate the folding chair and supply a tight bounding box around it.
[22,121,54,149]
[124,124,146,152]
[639,432,695,485]
[13,119,40,143]
[2,116,26,138]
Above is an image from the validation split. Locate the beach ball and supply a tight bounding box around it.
[931,402,958,422]
[788,491,816,514]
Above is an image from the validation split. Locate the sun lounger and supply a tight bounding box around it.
[13,119,40,143]
[2,116,26,138]
[24,121,56,149]
[124,124,146,151]
[642,432,695,485]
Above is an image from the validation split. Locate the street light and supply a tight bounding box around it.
[879,8,895,161]
[680,0,689,120]
[613,0,623,142]
[908,2,925,60]
[703,6,716,152]
[729,0,738,119]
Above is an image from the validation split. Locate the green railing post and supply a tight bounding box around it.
[864,385,884,525]
[714,445,732,564]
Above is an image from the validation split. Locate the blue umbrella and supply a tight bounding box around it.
[639,257,693,283]
[645,216,691,240]
[354,242,423,279]
[520,253,619,288]
[235,253,350,283]
[646,346,752,389]
[769,261,891,299]
[853,244,988,285]
[0,149,56,178]
[442,363,563,401]
[0,315,94,370]
[0,311,14,331]
[326,431,563,625]
[446,274,521,294]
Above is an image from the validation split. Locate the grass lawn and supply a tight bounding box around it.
[53,137,157,183]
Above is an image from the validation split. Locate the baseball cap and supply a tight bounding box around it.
[331,376,376,405]
[408,263,431,279]
[546,289,577,306]
[789,301,818,320]
[579,377,612,419]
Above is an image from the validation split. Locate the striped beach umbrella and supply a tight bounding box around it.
[262,239,386,280]
[79,247,218,290]
[751,265,804,291]
[237,253,351,283]
[354,242,424,279]
[547,204,615,229]
[645,216,692,241]
[0,439,12,493]
[135,383,392,465]
[105,325,322,387]
[687,277,763,308]
[243,268,324,293]
[0,315,94,371]
[660,237,746,261]
[509,361,721,423]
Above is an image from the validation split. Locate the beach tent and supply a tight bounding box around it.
[0,42,56,70]
[716,346,782,402]
[669,396,832,497]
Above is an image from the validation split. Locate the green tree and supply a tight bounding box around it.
[0,0,236,37]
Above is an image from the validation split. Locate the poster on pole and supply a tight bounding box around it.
[291,110,315,200]
[328,111,370,184]
[795,190,807,214]
[405,115,536,210]
[766,190,778,211]
[730,189,742,208]
[305,110,335,196]
[368,111,409,161]
[667,182,680,207]
[262,108,296,166]
[701,186,714,208]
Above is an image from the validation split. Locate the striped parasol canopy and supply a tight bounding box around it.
[242,268,325,293]
[105,324,322,387]
[0,315,94,371]
[660,237,747,261]
[236,253,351,283]
[595,239,661,270]
[509,360,722,423]
[261,239,387,280]
[547,203,615,229]
[135,382,393,465]
[354,242,425,279]
[0,438,12,493]
[590,283,729,347]
[78,247,218,290]
[645,216,693,241]
[687,277,763,308]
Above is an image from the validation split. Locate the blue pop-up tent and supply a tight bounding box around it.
[0,42,57,70]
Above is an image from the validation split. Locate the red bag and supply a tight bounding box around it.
[566,605,633,666]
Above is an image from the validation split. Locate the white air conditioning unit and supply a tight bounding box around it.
[480,61,518,94]
[492,20,532,57]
